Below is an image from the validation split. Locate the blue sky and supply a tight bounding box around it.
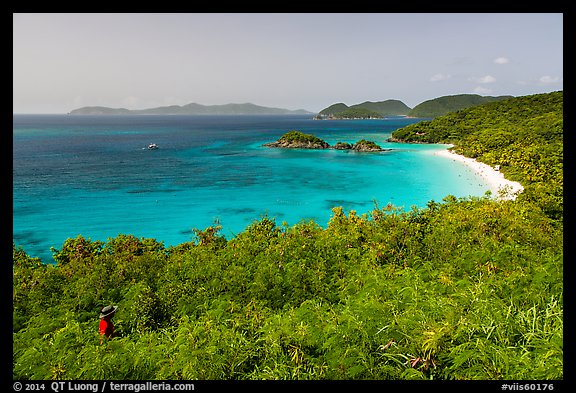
[13,13,563,113]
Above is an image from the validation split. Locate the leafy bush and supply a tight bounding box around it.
[278,131,328,145]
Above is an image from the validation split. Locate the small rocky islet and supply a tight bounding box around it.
[263,130,392,152]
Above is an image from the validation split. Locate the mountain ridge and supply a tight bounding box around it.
[408,94,514,118]
[69,102,313,116]
[315,99,411,119]
[69,93,518,118]
[316,94,517,119]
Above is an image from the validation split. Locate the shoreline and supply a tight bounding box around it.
[433,145,524,201]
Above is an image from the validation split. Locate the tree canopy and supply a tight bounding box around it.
[407,94,513,118]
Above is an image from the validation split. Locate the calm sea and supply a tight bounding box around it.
[13,114,490,263]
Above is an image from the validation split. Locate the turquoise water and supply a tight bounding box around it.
[13,115,490,263]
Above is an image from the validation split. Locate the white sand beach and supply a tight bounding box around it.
[434,145,524,201]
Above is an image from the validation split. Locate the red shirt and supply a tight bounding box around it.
[99,318,114,338]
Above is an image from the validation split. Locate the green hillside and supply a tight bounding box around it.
[13,91,563,380]
[391,91,563,220]
[332,107,383,119]
[316,95,514,120]
[407,94,513,118]
[350,100,411,116]
[315,100,410,119]
[318,103,349,116]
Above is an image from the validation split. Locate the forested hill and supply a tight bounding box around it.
[407,94,513,118]
[316,95,514,119]
[13,90,563,380]
[315,99,411,119]
[391,91,563,220]
[352,100,411,115]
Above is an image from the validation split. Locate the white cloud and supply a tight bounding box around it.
[539,75,560,84]
[493,57,510,64]
[430,73,451,82]
[469,75,496,84]
[474,86,493,95]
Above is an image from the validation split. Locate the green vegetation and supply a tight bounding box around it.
[263,131,331,149]
[318,103,349,116]
[351,100,411,116]
[278,131,328,145]
[265,132,385,152]
[13,92,563,380]
[315,100,410,119]
[353,139,383,151]
[333,141,354,150]
[316,95,515,120]
[407,94,513,118]
[391,91,563,220]
[333,108,383,119]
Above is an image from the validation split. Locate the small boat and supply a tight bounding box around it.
[147,143,159,150]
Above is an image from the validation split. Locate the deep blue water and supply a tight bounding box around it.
[13,114,491,263]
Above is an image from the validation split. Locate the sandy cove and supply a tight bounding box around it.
[434,145,524,201]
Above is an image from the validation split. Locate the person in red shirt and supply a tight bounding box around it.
[99,305,118,344]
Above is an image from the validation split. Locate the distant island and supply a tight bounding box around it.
[314,100,410,119]
[263,131,391,152]
[315,94,515,119]
[68,94,517,118]
[69,103,313,116]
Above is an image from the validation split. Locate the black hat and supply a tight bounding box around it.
[99,305,118,319]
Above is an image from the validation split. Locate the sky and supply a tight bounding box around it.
[13,13,563,114]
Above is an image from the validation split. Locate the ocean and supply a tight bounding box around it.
[13,114,491,263]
